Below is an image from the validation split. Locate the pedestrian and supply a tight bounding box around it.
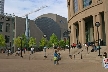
[54,50,58,65]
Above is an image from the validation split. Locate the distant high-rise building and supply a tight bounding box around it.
[0,0,4,15]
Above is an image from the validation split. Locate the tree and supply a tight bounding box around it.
[59,40,65,48]
[28,37,36,47]
[39,37,47,47]
[49,33,58,46]
[0,34,5,47]
[14,36,22,48]
[14,34,27,48]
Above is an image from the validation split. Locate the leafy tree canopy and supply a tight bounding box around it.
[49,33,58,46]
[28,37,36,47]
[0,34,5,47]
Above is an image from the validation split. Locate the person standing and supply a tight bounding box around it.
[54,50,58,65]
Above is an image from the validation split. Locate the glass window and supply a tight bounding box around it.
[0,22,3,32]
[6,23,10,32]
[83,0,92,8]
[5,35,10,43]
[73,0,78,13]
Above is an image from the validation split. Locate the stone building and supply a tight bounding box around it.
[67,0,108,47]
[35,13,68,40]
[0,14,43,52]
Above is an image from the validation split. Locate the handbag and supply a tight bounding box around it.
[54,57,58,60]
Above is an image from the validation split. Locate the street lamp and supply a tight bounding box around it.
[43,34,47,58]
[95,22,101,56]
[20,37,23,58]
[10,41,11,53]
[63,30,71,57]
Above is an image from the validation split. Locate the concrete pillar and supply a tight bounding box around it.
[70,0,74,17]
[79,0,83,10]
[72,23,76,44]
[93,15,97,41]
[68,5,70,20]
[81,19,86,44]
[104,11,108,46]
[97,13,103,39]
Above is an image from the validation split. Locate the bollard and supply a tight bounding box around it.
[81,54,82,59]
[74,55,75,59]
[87,47,88,53]
[29,54,31,60]
[69,55,72,59]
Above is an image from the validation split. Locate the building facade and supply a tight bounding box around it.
[0,0,4,15]
[35,13,68,40]
[67,0,108,48]
[0,14,43,52]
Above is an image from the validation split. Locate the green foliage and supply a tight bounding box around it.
[28,37,36,47]
[14,36,22,48]
[39,37,47,47]
[66,38,69,45]
[49,33,58,46]
[0,34,5,47]
[14,34,29,48]
[46,40,52,48]
[59,40,65,48]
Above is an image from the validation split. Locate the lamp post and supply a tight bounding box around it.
[63,30,71,57]
[43,34,47,58]
[20,37,23,57]
[10,41,11,53]
[95,22,101,56]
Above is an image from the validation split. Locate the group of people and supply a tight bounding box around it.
[54,50,61,65]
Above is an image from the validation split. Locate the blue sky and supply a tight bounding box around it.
[4,0,68,20]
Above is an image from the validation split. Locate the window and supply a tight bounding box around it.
[73,0,78,13]
[60,20,65,24]
[0,22,3,32]
[5,35,10,43]
[83,0,92,8]
[6,23,10,32]
[6,17,10,21]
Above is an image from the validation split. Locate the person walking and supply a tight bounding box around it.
[54,50,58,65]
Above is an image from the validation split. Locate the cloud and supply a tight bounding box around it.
[4,0,68,20]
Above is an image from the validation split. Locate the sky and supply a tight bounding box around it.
[4,0,68,20]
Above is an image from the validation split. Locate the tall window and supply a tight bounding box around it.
[83,0,92,8]
[73,0,78,13]
[5,35,10,43]
[0,22,3,32]
[6,23,10,32]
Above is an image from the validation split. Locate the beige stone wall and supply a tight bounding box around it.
[67,0,108,50]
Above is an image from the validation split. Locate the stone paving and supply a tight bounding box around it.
[0,48,108,72]
[0,59,108,72]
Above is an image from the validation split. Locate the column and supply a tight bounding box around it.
[72,23,76,44]
[93,15,97,41]
[104,11,108,46]
[81,19,86,44]
[70,0,74,17]
[68,5,70,20]
[79,0,83,10]
[78,21,82,43]
[97,13,103,39]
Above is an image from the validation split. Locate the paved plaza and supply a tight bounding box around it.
[0,59,107,72]
[0,48,108,72]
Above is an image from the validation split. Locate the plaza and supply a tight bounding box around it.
[0,48,108,72]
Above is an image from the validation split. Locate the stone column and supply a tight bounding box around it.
[93,15,97,41]
[72,23,76,44]
[70,0,74,17]
[78,21,82,43]
[97,13,103,39]
[79,0,83,10]
[81,19,86,44]
[104,11,108,46]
